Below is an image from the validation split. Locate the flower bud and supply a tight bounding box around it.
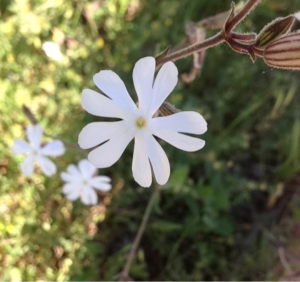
[254,15,295,51]
[263,31,300,70]
[159,102,180,116]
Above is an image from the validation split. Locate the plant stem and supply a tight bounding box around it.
[120,185,160,280]
[156,32,224,68]
[226,0,261,32]
[156,0,261,68]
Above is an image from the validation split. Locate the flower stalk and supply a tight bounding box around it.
[156,0,261,68]
[120,185,160,281]
[156,32,224,68]
[224,0,261,33]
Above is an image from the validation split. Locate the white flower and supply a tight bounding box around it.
[295,12,300,21]
[42,41,63,61]
[78,57,207,187]
[60,159,112,205]
[12,124,65,176]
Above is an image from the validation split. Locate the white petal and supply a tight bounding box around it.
[150,61,178,115]
[78,120,129,149]
[88,126,134,168]
[295,12,300,21]
[78,159,97,179]
[62,182,80,194]
[26,124,43,149]
[132,57,155,114]
[40,140,65,156]
[62,183,81,201]
[81,89,129,119]
[66,190,81,201]
[81,187,98,205]
[61,163,82,182]
[60,172,76,183]
[63,165,81,181]
[93,70,136,110]
[151,112,207,134]
[20,155,35,176]
[146,134,170,186]
[90,176,112,191]
[67,164,79,175]
[152,129,205,152]
[37,156,57,176]
[132,133,152,187]
[12,139,32,155]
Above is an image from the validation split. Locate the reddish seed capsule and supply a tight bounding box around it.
[263,31,300,70]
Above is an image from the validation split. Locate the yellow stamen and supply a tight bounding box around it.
[135,117,147,129]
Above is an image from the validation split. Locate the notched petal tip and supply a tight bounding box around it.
[81,88,129,119]
[78,159,97,178]
[146,135,170,186]
[78,125,104,151]
[133,181,151,188]
[38,157,57,176]
[132,133,154,187]
[162,61,178,75]
[90,176,112,191]
[81,188,98,205]
[150,60,178,115]
[93,70,136,110]
[26,124,43,148]
[11,139,32,155]
[20,155,35,177]
[133,171,152,187]
[41,140,65,157]
[135,56,156,67]
[133,56,156,113]
[78,126,94,149]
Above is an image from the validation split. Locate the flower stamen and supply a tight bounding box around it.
[135,116,147,129]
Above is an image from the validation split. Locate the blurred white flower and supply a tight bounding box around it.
[12,124,65,176]
[60,159,111,205]
[294,12,300,21]
[42,41,63,61]
[79,57,207,187]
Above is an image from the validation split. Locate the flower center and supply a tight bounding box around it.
[135,116,147,129]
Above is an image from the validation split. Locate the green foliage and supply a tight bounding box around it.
[1,0,300,280]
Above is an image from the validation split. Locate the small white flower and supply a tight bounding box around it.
[12,124,65,176]
[60,159,112,205]
[78,57,207,187]
[42,41,63,61]
[295,12,300,21]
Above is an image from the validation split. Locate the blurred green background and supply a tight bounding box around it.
[2,0,300,280]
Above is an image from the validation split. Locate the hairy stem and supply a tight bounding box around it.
[156,0,262,68]
[156,0,261,67]
[156,32,224,68]
[120,185,160,280]
[226,0,261,32]
[230,32,256,42]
